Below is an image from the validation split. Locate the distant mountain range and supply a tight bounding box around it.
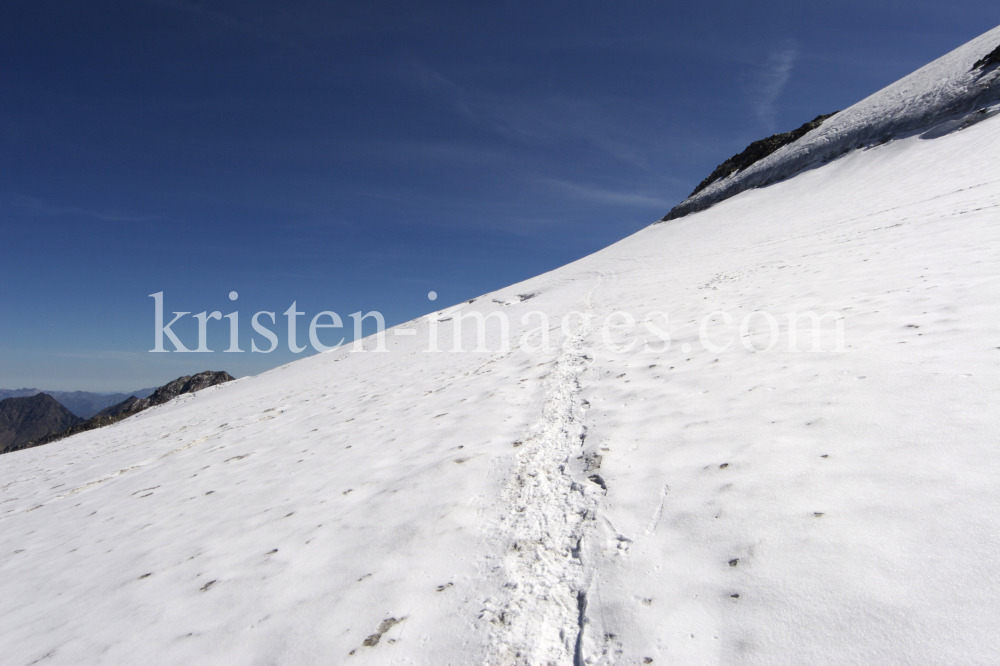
[0,372,233,455]
[0,387,157,419]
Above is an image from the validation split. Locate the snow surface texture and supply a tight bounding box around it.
[663,25,1000,220]
[3,30,1000,666]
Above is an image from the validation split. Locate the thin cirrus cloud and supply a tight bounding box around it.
[540,178,673,209]
[395,61,656,169]
[752,48,798,130]
[9,196,162,224]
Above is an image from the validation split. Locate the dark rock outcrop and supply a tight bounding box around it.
[94,396,141,419]
[658,31,1000,223]
[123,371,235,414]
[5,371,235,454]
[662,112,837,221]
[0,394,83,454]
[687,113,838,199]
[973,43,1000,71]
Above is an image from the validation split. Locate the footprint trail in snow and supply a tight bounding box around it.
[482,275,620,666]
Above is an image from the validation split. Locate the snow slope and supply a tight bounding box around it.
[3,29,1000,666]
[665,24,1000,220]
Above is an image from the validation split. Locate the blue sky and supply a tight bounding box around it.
[2,0,998,391]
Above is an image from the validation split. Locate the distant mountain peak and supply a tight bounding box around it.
[0,394,82,454]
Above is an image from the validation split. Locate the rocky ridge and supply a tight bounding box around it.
[661,31,1000,221]
[6,371,234,453]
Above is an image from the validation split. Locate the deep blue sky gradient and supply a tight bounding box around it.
[2,0,998,390]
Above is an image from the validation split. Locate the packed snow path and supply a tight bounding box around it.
[3,26,1000,666]
[482,274,624,666]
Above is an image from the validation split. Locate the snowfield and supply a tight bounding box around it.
[3,28,1000,666]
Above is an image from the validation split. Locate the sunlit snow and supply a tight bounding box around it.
[2,26,1000,666]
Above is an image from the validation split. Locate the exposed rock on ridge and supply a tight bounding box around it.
[660,32,1000,222]
[122,371,235,415]
[973,43,1000,71]
[686,113,838,201]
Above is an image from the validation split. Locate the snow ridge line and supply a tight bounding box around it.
[482,275,607,666]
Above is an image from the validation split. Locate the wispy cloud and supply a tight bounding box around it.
[540,178,672,208]
[752,48,798,130]
[7,195,162,223]
[395,61,654,169]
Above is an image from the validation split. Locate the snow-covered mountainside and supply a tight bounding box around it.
[3,28,1000,666]
[664,24,1000,220]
